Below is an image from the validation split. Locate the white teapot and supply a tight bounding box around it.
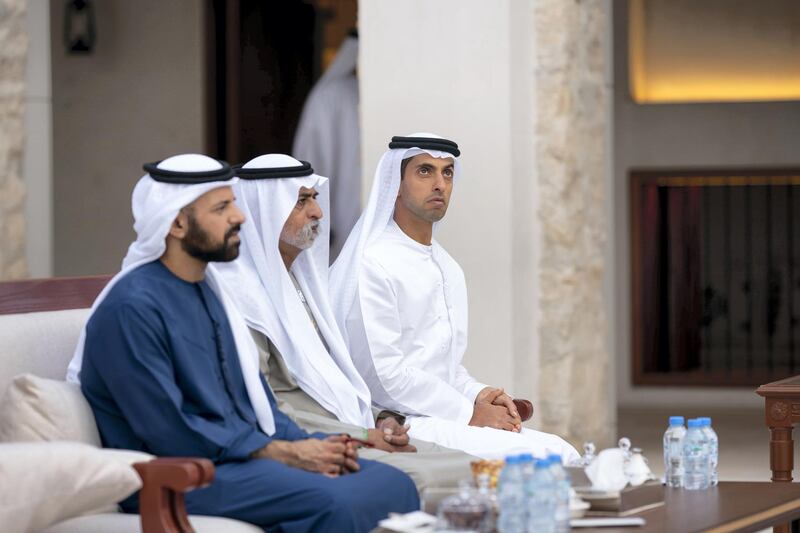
[584,438,654,491]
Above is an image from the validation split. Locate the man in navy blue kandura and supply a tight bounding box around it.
[68,154,418,532]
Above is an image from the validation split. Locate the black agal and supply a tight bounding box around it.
[388,136,460,157]
[143,160,234,184]
[233,161,314,180]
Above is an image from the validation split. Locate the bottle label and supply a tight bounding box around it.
[669,437,682,458]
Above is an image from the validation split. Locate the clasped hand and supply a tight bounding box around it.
[367,417,417,453]
[254,434,360,477]
[469,387,522,432]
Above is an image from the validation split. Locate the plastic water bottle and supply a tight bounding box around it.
[497,455,526,533]
[683,418,710,490]
[518,454,535,531]
[519,453,535,483]
[663,416,686,488]
[547,454,571,533]
[526,458,555,533]
[699,417,719,486]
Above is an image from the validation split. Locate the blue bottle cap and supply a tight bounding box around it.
[547,453,562,463]
[536,458,551,468]
[505,455,520,464]
[518,453,534,462]
[687,418,702,428]
[699,417,711,426]
[669,416,685,426]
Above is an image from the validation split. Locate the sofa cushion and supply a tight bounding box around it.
[41,513,264,533]
[0,308,91,394]
[0,373,101,445]
[0,441,151,532]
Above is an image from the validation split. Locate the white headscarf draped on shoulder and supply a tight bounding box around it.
[66,154,276,436]
[211,154,373,427]
[329,133,462,339]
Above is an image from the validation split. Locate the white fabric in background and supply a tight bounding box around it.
[65,154,275,436]
[330,135,580,462]
[211,154,373,428]
[293,36,361,261]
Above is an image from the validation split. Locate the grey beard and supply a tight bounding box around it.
[281,221,319,250]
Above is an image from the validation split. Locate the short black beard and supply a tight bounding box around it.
[181,215,241,263]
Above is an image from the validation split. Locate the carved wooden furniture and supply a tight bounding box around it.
[757,376,800,483]
[134,458,216,533]
[756,377,800,533]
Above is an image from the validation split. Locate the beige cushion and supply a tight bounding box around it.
[0,441,152,532]
[42,513,264,533]
[0,373,101,445]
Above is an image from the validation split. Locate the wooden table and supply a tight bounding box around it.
[756,376,800,483]
[578,482,800,533]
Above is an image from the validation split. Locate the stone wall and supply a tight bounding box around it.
[0,0,27,280]
[534,0,613,446]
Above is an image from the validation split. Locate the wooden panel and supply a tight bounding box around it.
[0,276,111,315]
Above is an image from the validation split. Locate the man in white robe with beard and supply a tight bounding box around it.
[212,154,476,491]
[330,134,579,461]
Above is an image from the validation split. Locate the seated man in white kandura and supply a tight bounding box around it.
[212,153,476,491]
[330,133,579,462]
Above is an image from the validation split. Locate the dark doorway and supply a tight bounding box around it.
[204,0,357,164]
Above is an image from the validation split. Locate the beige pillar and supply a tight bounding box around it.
[0,0,28,280]
[533,0,614,447]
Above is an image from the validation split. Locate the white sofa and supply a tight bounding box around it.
[0,281,261,533]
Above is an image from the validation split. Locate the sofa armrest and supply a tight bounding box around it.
[133,458,215,533]
[513,399,534,422]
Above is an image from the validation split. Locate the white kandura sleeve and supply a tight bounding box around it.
[452,365,489,404]
[357,260,475,425]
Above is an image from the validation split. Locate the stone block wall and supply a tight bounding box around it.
[0,0,27,280]
[534,0,613,447]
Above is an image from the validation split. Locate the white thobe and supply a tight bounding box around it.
[346,221,579,461]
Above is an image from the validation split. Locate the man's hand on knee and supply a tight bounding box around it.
[474,386,500,405]
[470,400,521,432]
[369,418,417,453]
[490,389,522,430]
[475,387,522,431]
[252,436,360,476]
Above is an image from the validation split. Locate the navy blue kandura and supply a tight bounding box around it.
[80,260,419,532]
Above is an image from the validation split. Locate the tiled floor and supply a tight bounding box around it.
[617,407,782,482]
